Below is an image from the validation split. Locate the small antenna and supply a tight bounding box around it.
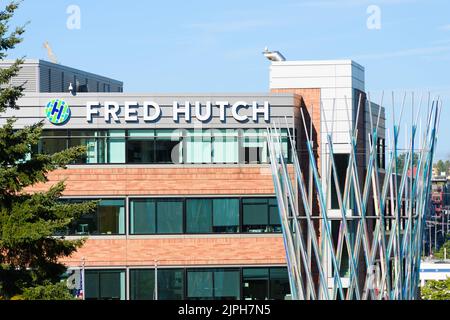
[43,41,59,64]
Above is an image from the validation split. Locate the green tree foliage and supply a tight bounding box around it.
[434,239,450,260]
[421,278,450,300]
[434,159,450,176]
[22,281,75,300]
[396,152,419,173]
[0,1,96,299]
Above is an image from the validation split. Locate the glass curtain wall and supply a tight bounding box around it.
[38,129,291,165]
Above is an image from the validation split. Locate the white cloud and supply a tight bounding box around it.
[440,24,450,31]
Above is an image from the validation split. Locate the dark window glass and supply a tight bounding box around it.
[187,268,240,300]
[158,269,184,300]
[129,199,183,234]
[85,269,125,300]
[70,199,125,235]
[127,136,155,163]
[187,270,213,300]
[268,198,282,232]
[330,154,349,210]
[39,130,68,155]
[213,269,240,300]
[212,199,239,233]
[156,200,183,233]
[130,269,155,300]
[186,199,212,233]
[130,199,156,234]
[155,130,182,164]
[243,268,269,300]
[186,198,239,233]
[69,130,108,164]
[269,268,290,300]
[242,198,280,233]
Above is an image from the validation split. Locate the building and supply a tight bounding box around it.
[420,261,450,286]
[0,57,385,300]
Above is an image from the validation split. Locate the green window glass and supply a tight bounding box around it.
[129,268,184,300]
[243,198,269,233]
[156,199,183,233]
[185,130,212,163]
[85,269,126,300]
[158,269,184,300]
[212,198,239,233]
[242,198,281,233]
[187,270,213,299]
[213,269,240,300]
[129,199,183,234]
[69,130,108,164]
[186,198,239,233]
[186,199,212,233]
[108,130,126,163]
[211,129,239,163]
[130,199,156,234]
[187,268,240,300]
[130,269,155,300]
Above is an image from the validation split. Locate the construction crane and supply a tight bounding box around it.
[43,41,59,64]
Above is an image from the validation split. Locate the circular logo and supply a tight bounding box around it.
[45,99,71,125]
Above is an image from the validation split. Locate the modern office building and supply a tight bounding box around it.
[0,57,385,300]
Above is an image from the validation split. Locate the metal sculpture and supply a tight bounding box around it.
[267,94,441,300]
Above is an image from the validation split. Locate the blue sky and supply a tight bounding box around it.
[5,0,450,159]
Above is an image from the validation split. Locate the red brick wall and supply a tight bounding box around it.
[26,165,294,267]
[26,166,293,196]
[61,236,286,268]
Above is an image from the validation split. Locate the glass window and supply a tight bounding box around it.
[243,268,269,300]
[212,199,239,233]
[108,130,126,163]
[85,269,126,300]
[186,199,212,233]
[242,198,281,233]
[187,268,240,300]
[211,129,239,163]
[129,199,183,234]
[39,130,68,155]
[330,154,349,210]
[269,268,290,300]
[70,130,108,164]
[268,198,282,232]
[130,199,156,234]
[185,130,212,164]
[155,130,182,164]
[158,269,184,300]
[130,269,155,300]
[156,199,183,234]
[213,269,240,300]
[129,268,184,300]
[70,199,125,235]
[186,198,239,233]
[242,129,268,164]
[243,198,269,233]
[187,270,213,300]
[127,130,155,163]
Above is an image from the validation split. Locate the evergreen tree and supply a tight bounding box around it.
[0,1,96,299]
